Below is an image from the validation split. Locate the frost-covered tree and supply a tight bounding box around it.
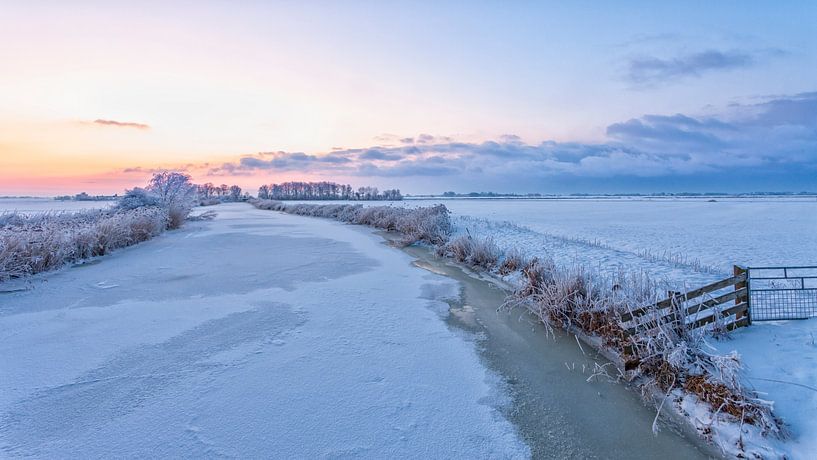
[198,183,217,199]
[146,172,197,209]
[229,185,243,201]
[145,172,197,228]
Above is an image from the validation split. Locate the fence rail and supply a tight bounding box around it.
[620,264,817,338]
[622,266,749,336]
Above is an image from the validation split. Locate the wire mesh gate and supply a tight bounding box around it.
[745,265,817,320]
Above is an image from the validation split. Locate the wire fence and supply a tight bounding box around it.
[747,266,817,321]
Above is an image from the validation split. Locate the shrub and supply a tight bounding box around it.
[167,206,188,229]
[116,187,162,210]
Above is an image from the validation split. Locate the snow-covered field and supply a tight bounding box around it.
[289,196,817,286]
[710,318,817,458]
[0,198,113,213]
[0,204,528,457]
[416,197,817,278]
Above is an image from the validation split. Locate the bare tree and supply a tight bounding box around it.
[146,171,197,209]
[229,185,243,201]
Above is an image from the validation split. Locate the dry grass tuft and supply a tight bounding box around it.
[0,207,170,282]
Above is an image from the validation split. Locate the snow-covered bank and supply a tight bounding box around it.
[0,203,527,458]
[711,318,817,458]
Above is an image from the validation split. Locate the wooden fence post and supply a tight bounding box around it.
[734,265,751,325]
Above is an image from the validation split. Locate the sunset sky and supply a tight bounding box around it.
[1,1,816,195]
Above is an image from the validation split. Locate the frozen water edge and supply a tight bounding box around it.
[0,203,528,458]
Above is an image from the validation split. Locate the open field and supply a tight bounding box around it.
[0,198,113,214]
[286,197,816,286]
[426,197,817,273]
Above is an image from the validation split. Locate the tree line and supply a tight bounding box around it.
[257,182,402,201]
[197,183,246,202]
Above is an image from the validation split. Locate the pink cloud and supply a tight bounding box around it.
[93,119,150,130]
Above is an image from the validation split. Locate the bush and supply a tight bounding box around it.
[167,206,188,229]
[116,172,200,229]
[116,188,162,210]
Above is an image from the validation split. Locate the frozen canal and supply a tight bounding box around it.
[0,203,705,458]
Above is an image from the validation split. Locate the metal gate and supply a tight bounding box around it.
[746,266,817,320]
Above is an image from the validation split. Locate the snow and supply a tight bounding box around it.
[428,197,817,273]
[0,203,528,458]
[290,197,816,289]
[710,318,817,459]
[0,197,113,213]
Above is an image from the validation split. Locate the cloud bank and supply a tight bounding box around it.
[139,91,809,192]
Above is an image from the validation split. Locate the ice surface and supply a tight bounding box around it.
[0,203,528,458]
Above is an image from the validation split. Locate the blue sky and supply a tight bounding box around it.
[1,1,815,194]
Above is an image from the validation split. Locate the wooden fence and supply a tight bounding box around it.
[620,266,750,336]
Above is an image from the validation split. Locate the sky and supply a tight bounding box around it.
[1,1,816,195]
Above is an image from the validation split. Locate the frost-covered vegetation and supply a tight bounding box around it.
[252,199,448,245]
[0,207,167,281]
[0,172,200,282]
[251,198,787,458]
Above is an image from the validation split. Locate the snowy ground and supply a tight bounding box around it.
[0,197,113,213]
[0,203,528,458]
[710,318,817,458]
[427,197,817,274]
[286,197,817,288]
